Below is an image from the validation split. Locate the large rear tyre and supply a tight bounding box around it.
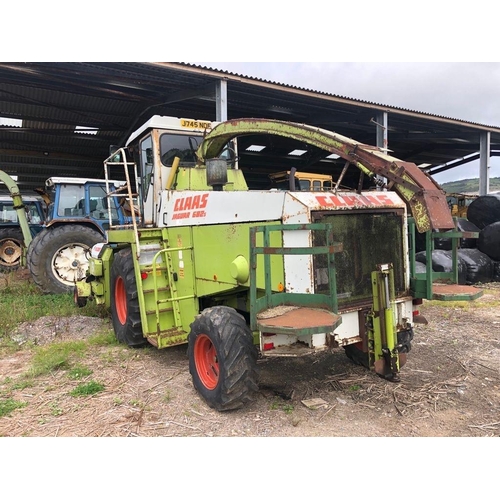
[0,227,24,272]
[27,224,104,294]
[188,306,259,411]
[110,248,147,347]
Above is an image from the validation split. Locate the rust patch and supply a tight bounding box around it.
[432,284,482,295]
[257,306,340,329]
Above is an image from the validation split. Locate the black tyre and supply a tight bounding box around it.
[0,227,24,272]
[110,248,147,347]
[27,224,104,294]
[188,306,259,411]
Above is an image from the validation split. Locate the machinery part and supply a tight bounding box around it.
[27,224,104,294]
[196,118,454,233]
[369,264,401,381]
[188,306,259,411]
[344,326,413,370]
[344,264,413,381]
[0,170,33,248]
[0,227,24,272]
[73,285,87,308]
[110,248,147,347]
[343,342,370,369]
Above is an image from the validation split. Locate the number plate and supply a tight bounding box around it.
[180,119,212,130]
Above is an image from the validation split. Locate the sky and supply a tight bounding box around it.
[6,3,500,187]
[188,62,500,185]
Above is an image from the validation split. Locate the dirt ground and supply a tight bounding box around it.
[1,273,499,438]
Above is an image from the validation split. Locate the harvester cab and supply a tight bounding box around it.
[76,115,481,411]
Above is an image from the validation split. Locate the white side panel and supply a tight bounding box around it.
[159,190,286,226]
[396,299,414,325]
[281,195,313,293]
[334,311,362,341]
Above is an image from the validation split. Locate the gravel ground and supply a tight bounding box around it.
[1,283,499,438]
[2,275,498,498]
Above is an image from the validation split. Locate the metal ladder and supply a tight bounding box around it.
[103,148,142,255]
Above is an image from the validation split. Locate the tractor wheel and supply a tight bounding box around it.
[0,227,24,272]
[110,248,147,347]
[188,306,259,411]
[27,224,104,294]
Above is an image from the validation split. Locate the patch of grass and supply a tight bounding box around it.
[0,397,27,417]
[69,380,105,397]
[10,379,34,391]
[87,331,118,346]
[67,365,93,380]
[0,274,108,340]
[28,340,88,377]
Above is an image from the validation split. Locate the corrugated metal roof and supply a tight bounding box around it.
[178,62,499,129]
[0,61,499,192]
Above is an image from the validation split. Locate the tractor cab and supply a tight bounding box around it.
[118,116,244,227]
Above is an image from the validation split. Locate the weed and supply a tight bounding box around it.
[349,384,361,391]
[0,397,27,417]
[69,381,105,397]
[270,399,294,414]
[49,402,64,416]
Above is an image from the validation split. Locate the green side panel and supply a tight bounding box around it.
[173,166,248,191]
[87,246,114,308]
[192,222,284,300]
[126,230,197,347]
[160,227,198,336]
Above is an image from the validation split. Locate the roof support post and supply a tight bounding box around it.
[479,131,490,195]
[215,79,228,122]
[375,111,388,189]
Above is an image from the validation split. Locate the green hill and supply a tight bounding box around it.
[439,177,500,194]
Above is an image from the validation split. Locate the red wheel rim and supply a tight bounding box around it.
[115,276,127,325]
[194,334,219,390]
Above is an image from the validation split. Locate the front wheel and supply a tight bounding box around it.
[188,306,259,411]
[0,227,24,272]
[27,224,104,294]
[110,248,147,347]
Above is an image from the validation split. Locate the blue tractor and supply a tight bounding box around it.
[26,176,129,294]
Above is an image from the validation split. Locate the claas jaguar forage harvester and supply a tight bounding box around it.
[75,115,473,411]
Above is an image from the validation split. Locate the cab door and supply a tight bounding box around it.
[139,134,157,226]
